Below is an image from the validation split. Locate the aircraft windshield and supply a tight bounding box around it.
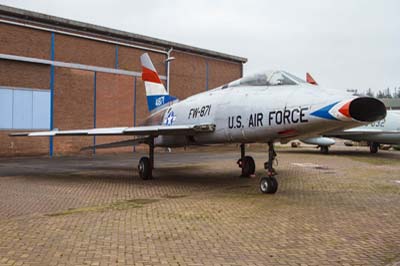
[282,71,307,84]
[226,71,306,88]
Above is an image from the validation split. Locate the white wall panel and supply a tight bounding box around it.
[0,89,13,129]
[0,88,50,130]
[32,90,50,129]
[13,89,33,129]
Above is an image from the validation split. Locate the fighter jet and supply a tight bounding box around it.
[301,110,400,153]
[11,53,387,194]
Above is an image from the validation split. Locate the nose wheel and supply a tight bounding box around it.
[259,176,278,194]
[260,142,278,194]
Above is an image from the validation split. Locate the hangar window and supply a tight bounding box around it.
[0,88,50,130]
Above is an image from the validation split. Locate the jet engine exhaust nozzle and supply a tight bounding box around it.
[344,97,386,122]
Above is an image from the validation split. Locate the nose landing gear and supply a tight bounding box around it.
[259,142,278,194]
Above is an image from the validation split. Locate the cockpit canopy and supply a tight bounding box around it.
[224,71,306,88]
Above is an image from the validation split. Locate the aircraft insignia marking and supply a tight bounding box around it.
[165,111,176,126]
[310,102,339,120]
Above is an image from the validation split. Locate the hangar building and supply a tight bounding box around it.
[0,5,247,157]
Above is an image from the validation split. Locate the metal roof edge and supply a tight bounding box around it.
[0,4,247,63]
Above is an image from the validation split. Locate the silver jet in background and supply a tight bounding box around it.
[11,53,387,194]
[303,110,400,153]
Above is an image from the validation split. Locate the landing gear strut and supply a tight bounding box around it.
[369,142,379,154]
[138,137,154,180]
[237,143,255,177]
[259,142,278,194]
[320,145,329,154]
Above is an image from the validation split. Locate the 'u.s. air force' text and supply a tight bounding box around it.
[228,107,309,129]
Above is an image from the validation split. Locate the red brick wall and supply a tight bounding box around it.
[169,51,242,99]
[169,51,207,99]
[0,132,49,157]
[53,67,94,155]
[208,59,242,89]
[0,60,50,89]
[55,34,115,68]
[118,46,166,76]
[0,23,51,60]
[95,73,134,153]
[0,23,243,157]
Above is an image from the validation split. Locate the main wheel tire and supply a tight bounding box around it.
[241,156,255,177]
[259,177,278,194]
[320,146,329,154]
[138,157,151,180]
[370,142,379,154]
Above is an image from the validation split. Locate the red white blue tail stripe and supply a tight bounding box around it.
[140,53,177,112]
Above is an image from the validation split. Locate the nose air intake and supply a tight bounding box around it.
[348,97,386,122]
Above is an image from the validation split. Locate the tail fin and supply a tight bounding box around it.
[140,53,178,112]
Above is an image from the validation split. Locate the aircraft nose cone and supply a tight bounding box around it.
[343,97,386,122]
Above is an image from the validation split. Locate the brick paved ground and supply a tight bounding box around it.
[0,145,399,266]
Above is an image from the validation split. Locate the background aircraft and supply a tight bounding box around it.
[11,54,387,194]
[300,73,400,154]
[302,110,400,153]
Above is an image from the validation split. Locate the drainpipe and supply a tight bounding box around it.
[166,47,174,93]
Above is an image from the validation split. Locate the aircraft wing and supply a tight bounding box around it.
[80,138,147,151]
[325,128,400,137]
[10,124,216,137]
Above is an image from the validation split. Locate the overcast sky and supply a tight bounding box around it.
[1,0,399,92]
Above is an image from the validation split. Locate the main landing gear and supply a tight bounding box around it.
[319,145,329,154]
[237,143,255,177]
[259,142,278,194]
[138,137,154,180]
[369,142,379,154]
[139,139,279,194]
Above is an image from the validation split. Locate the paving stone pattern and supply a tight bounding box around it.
[0,148,399,266]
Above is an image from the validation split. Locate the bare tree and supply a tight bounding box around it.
[376,90,385,98]
[385,87,393,99]
[394,87,400,98]
[365,88,374,97]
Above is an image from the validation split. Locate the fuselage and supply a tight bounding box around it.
[334,110,400,144]
[144,79,385,147]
